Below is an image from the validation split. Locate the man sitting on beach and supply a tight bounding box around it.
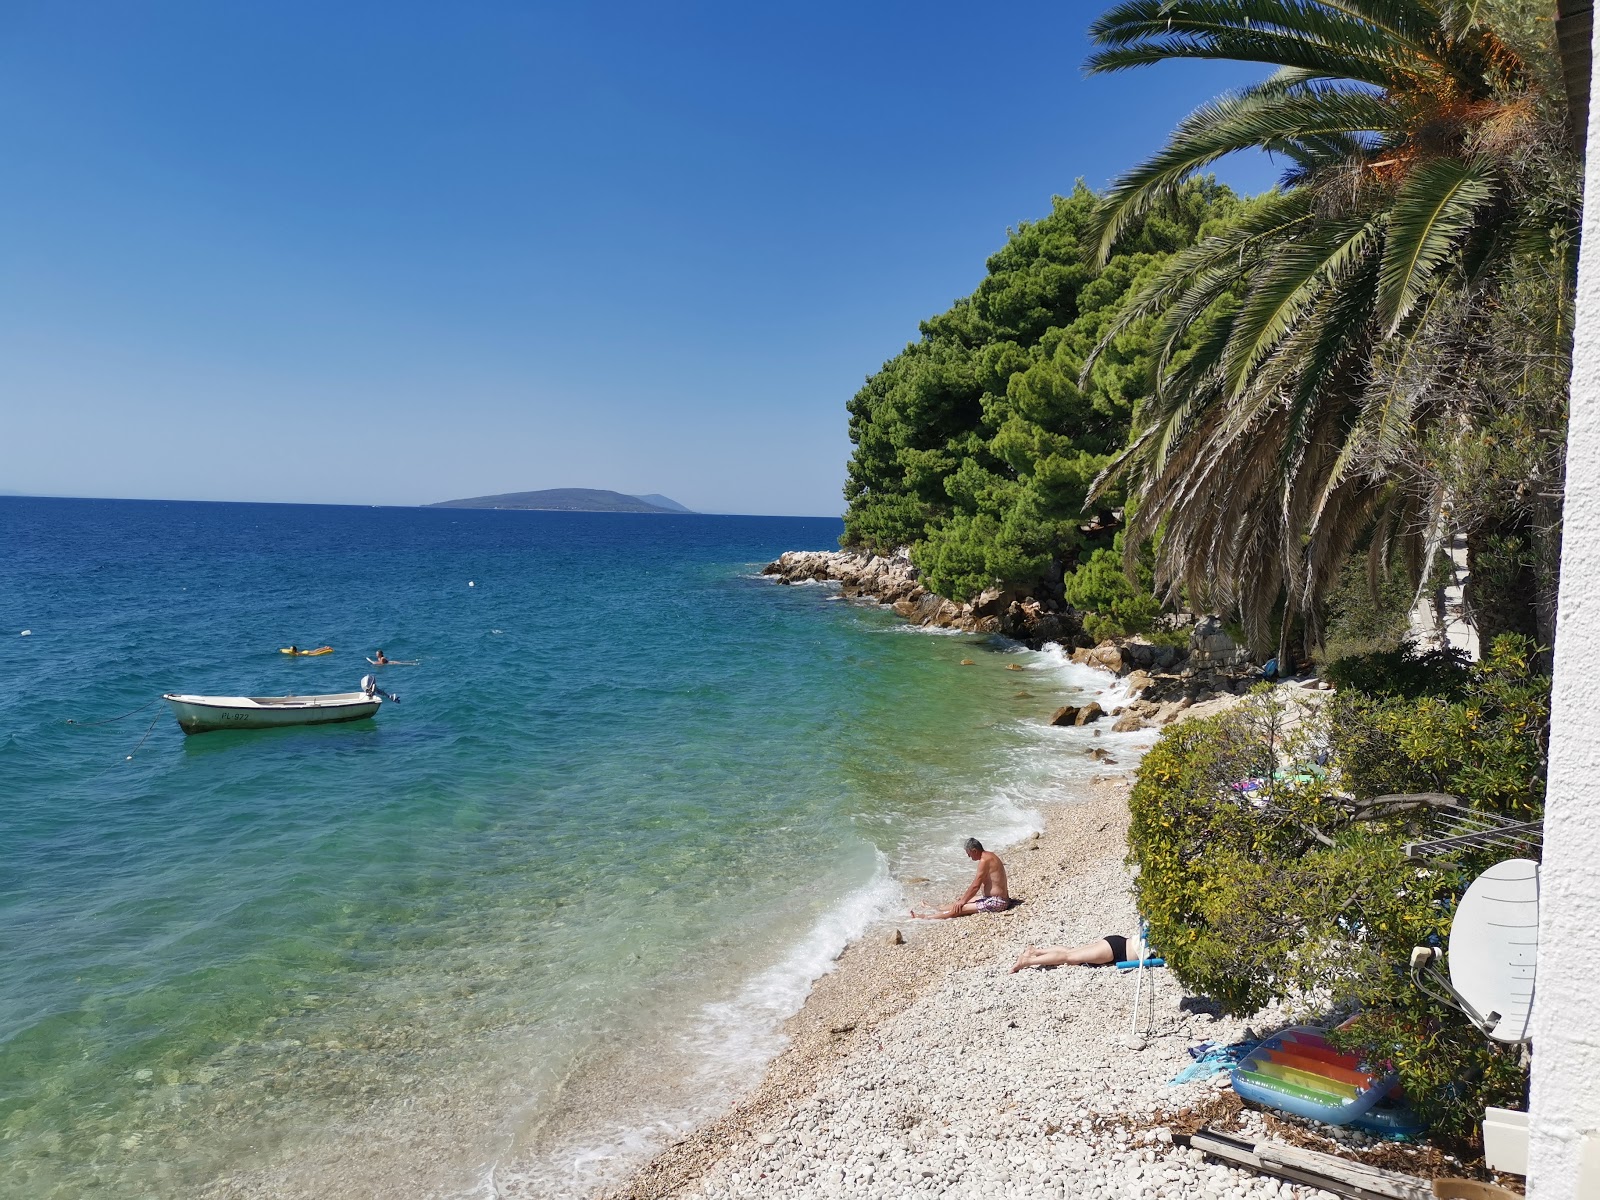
[1009,934,1130,973]
[911,838,1014,919]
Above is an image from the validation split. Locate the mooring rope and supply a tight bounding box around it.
[66,698,159,727]
[81,713,165,780]
[125,714,162,759]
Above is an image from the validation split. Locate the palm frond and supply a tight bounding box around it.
[1087,0,1452,87]
[1091,89,1402,260]
[1375,157,1499,329]
[1220,219,1377,397]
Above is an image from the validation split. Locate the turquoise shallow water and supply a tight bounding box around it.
[0,498,1121,1198]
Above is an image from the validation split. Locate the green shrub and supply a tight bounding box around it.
[1323,641,1470,700]
[1064,535,1163,640]
[914,509,1058,602]
[1329,636,1549,816]
[1319,544,1455,664]
[1128,641,1548,1150]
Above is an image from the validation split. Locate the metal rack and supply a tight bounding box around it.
[1404,813,1544,860]
[1352,792,1544,860]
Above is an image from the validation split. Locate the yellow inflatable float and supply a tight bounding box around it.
[280,645,334,656]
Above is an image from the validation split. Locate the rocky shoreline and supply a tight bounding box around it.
[763,550,1301,734]
[762,550,1081,645]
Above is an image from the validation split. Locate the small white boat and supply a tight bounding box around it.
[163,690,382,735]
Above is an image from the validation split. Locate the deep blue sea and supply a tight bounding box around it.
[0,497,1129,1199]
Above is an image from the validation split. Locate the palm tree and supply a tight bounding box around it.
[1082,0,1578,659]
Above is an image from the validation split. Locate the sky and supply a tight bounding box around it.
[0,2,1278,516]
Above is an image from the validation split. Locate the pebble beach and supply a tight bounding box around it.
[607,753,1450,1200]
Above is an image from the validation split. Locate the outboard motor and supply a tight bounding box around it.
[361,674,377,697]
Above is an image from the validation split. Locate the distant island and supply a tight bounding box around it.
[427,488,693,514]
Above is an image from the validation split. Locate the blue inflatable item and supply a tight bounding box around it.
[1115,957,1165,970]
[1230,1026,1396,1127]
[1351,1094,1427,1139]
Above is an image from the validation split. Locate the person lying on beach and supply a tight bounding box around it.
[1009,934,1130,973]
[910,838,1013,919]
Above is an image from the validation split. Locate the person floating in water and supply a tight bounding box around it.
[373,649,389,664]
[1010,934,1131,973]
[911,838,1014,919]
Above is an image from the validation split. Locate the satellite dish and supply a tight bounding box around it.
[1448,858,1540,1043]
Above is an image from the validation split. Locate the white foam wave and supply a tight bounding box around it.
[870,623,970,636]
[686,852,902,1075]
[517,856,905,1197]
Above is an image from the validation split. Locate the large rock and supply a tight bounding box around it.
[1049,706,1080,727]
[1112,713,1147,733]
[969,588,1019,619]
[1072,638,1186,677]
[1122,669,1154,699]
[1074,702,1104,726]
[1189,615,1248,669]
[1116,638,1183,673]
[1073,644,1124,674]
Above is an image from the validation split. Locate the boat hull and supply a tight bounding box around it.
[163,693,382,735]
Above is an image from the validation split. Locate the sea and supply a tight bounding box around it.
[0,497,1143,1199]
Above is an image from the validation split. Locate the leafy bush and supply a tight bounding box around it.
[1329,636,1549,816]
[914,504,1065,602]
[1320,546,1453,664]
[1128,688,1352,1016]
[1128,640,1548,1150]
[1323,641,1470,700]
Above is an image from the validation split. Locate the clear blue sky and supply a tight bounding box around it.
[0,1,1277,515]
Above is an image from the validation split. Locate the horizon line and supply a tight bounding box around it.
[0,492,844,521]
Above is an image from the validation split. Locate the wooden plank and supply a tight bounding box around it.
[1257,1142,1435,1200]
[1189,1129,1434,1200]
[1189,1132,1384,1200]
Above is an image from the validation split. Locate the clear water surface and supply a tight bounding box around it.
[0,498,1130,1199]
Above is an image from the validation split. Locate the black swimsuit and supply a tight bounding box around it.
[1103,934,1128,963]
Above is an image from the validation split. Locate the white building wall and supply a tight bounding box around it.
[1528,16,1600,1194]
